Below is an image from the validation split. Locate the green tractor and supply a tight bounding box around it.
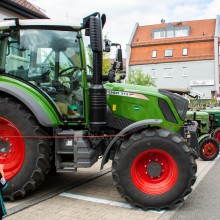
[186,111,219,161]
[202,108,220,143]
[162,88,219,161]
[0,13,197,210]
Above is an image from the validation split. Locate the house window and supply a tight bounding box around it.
[151,68,156,78]
[152,26,189,39]
[165,49,173,57]
[182,67,188,76]
[175,28,188,37]
[164,68,173,77]
[167,30,174,38]
[153,30,165,39]
[152,50,157,58]
[183,48,188,56]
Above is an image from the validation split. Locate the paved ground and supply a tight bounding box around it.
[161,157,220,220]
[3,156,220,220]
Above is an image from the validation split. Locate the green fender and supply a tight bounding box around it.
[0,82,60,127]
[100,119,162,169]
[198,133,211,143]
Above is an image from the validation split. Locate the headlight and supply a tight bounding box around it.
[159,89,189,121]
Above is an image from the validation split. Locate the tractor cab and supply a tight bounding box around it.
[0,20,85,120]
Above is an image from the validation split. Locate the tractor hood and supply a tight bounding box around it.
[104,83,189,131]
[104,83,163,98]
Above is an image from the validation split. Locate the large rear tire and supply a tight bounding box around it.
[0,95,52,200]
[112,128,197,210]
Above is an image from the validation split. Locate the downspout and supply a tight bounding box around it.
[126,22,139,78]
[214,15,219,94]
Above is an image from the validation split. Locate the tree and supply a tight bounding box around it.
[126,68,156,87]
[86,33,111,76]
[103,51,111,75]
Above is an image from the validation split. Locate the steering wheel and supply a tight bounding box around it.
[59,66,79,75]
[59,66,82,91]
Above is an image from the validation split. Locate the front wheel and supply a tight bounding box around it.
[213,127,220,143]
[112,128,197,210]
[198,137,219,161]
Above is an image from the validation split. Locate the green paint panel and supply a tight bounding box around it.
[0,76,61,125]
[105,83,184,133]
[186,110,209,133]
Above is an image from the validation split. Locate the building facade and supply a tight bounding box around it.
[0,0,48,21]
[126,16,220,99]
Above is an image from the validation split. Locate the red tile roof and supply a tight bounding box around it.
[3,0,48,18]
[130,19,216,65]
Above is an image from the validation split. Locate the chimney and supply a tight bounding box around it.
[161,19,165,24]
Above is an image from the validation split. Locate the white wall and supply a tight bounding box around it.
[0,7,25,21]
[129,60,216,99]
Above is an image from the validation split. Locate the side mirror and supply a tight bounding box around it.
[119,72,126,80]
[103,39,111,52]
[115,48,123,70]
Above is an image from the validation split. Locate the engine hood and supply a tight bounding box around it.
[104,83,162,98]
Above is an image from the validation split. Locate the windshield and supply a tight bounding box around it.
[5,29,81,77]
[2,29,85,121]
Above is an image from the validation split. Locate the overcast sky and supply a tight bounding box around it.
[28,0,220,57]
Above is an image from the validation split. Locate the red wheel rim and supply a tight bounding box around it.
[214,131,220,143]
[131,149,178,195]
[202,141,218,157]
[0,117,25,180]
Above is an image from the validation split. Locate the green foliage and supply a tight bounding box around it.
[126,68,156,87]
[85,43,111,75]
[189,99,218,109]
[103,51,111,75]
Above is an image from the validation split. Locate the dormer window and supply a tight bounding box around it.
[175,28,188,37]
[153,30,165,39]
[153,26,190,39]
[167,30,174,38]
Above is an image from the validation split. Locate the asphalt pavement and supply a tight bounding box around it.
[3,156,220,220]
[162,156,220,220]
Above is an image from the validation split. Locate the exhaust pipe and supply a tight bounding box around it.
[88,15,107,131]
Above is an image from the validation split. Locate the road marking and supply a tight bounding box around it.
[59,156,220,219]
[159,155,220,220]
[6,168,111,216]
[59,192,165,214]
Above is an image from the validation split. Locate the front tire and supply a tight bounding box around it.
[213,127,220,143]
[198,137,219,161]
[112,128,197,210]
[0,95,52,200]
